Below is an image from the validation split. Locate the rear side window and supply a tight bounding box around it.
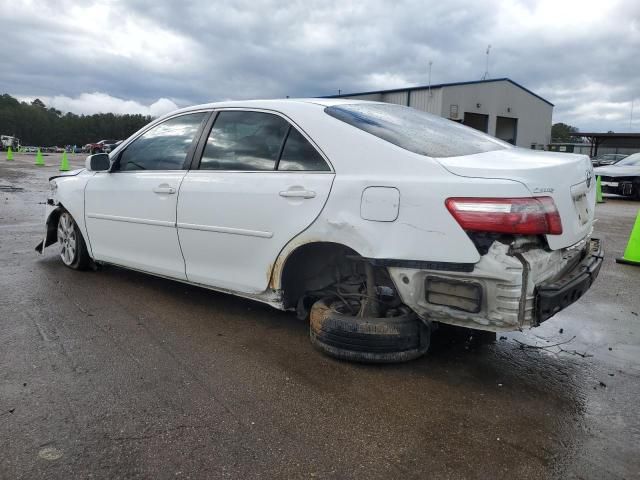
[119,113,206,171]
[199,110,330,172]
[325,103,510,158]
[278,128,330,171]
[200,111,289,170]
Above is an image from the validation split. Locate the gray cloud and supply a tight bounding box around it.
[1,0,638,131]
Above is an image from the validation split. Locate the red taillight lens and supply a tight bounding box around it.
[445,197,563,235]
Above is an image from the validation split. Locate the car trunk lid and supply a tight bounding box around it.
[436,148,595,250]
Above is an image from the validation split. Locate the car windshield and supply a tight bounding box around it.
[324,103,511,158]
[616,153,640,166]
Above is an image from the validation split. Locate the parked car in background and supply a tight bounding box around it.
[102,140,121,153]
[84,140,119,154]
[37,99,603,363]
[594,153,640,199]
[591,153,628,167]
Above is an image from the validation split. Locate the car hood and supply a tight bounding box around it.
[593,165,640,178]
[49,168,85,181]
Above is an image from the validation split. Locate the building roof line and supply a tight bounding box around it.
[321,77,554,107]
[570,132,640,138]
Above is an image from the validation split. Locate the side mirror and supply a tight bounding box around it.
[86,153,110,172]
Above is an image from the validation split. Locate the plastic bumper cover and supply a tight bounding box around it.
[535,238,604,324]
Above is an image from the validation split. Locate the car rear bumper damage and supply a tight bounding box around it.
[535,238,603,323]
[387,236,604,332]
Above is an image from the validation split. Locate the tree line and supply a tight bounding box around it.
[551,122,581,143]
[0,93,153,147]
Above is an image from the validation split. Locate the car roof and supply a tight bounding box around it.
[168,98,375,116]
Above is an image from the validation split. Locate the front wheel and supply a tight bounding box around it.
[57,211,90,270]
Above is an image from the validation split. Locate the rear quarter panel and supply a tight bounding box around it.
[269,104,533,285]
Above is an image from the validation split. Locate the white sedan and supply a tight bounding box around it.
[37,99,603,362]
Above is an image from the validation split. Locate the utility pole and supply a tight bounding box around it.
[630,98,635,130]
[481,44,491,80]
[428,61,433,97]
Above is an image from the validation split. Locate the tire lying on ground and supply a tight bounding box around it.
[309,297,430,363]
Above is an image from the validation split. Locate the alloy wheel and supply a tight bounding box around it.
[57,212,77,266]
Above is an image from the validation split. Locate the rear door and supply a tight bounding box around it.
[177,109,335,294]
[84,111,209,278]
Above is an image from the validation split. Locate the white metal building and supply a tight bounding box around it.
[326,78,553,149]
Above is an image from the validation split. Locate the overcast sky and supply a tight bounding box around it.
[1,0,638,131]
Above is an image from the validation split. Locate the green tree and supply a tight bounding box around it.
[31,98,47,109]
[0,93,153,147]
[551,122,580,142]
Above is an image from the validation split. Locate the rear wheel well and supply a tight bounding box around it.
[279,242,400,316]
[280,242,362,310]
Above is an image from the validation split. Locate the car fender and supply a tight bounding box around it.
[36,170,94,256]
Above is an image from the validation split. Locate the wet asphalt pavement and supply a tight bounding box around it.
[1,153,639,479]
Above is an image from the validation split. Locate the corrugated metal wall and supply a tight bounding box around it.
[381,91,409,105]
[409,89,443,115]
[344,89,443,114]
[341,93,383,101]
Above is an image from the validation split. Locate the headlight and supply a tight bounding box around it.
[49,180,58,196]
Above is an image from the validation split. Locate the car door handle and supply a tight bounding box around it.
[153,185,176,194]
[279,189,316,199]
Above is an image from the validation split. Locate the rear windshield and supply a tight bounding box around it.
[325,103,510,158]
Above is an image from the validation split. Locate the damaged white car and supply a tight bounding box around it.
[37,100,603,362]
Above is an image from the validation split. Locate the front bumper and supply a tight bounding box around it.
[601,178,635,196]
[535,238,604,324]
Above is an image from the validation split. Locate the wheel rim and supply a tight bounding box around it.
[57,213,77,266]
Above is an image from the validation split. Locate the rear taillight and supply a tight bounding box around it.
[445,197,563,235]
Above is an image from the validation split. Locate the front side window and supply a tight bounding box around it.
[200,111,289,171]
[118,113,206,171]
[325,103,510,158]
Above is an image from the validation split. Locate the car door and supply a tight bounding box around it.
[84,111,209,279]
[177,109,335,294]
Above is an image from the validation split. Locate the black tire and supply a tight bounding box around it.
[57,211,90,270]
[309,297,430,363]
